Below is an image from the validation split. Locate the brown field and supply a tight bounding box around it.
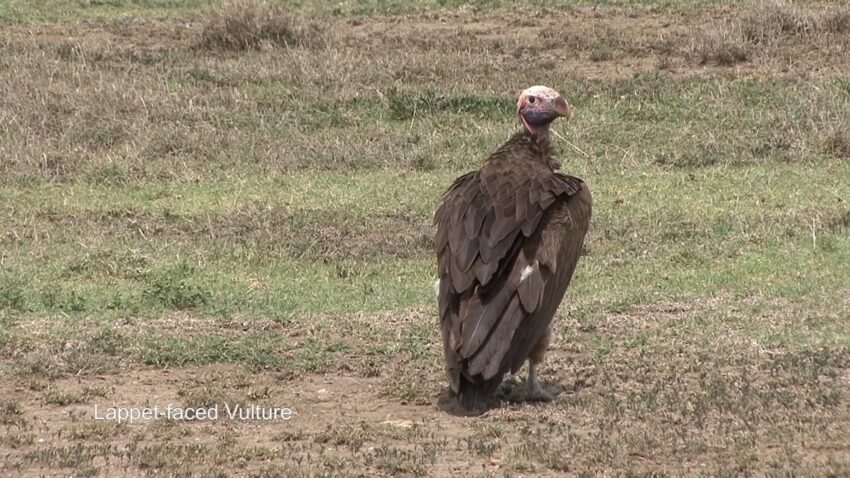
[1,0,850,476]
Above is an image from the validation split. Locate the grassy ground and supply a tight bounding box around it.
[1,0,850,476]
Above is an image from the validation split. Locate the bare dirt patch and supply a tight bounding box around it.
[2,297,849,476]
[0,365,494,476]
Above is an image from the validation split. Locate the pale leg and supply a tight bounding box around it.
[526,360,552,401]
[526,326,554,401]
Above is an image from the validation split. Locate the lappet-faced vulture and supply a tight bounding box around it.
[434,85,591,411]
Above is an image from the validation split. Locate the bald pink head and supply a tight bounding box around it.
[516,85,571,139]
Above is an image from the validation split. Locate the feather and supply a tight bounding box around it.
[485,230,520,265]
[514,186,529,223]
[489,212,517,245]
[521,208,544,236]
[477,211,496,262]
[449,256,474,293]
[517,262,543,313]
[455,236,479,273]
[460,275,515,357]
[467,295,523,378]
[463,193,486,239]
[472,258,499,286]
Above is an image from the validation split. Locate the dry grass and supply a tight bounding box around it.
[3,299,850,475]
[825,129,850,159]
[741,1,850,44]
[1,1,850,476]
[197,0,330,50]
[689,25,751,66]
[741,1,818,44]
[689,1,850,66]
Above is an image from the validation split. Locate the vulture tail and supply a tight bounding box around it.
[457,375,502,411]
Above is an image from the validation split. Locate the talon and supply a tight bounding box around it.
[526,361,554,402]
[526,384,553,402]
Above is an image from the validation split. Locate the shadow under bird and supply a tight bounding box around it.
[434,85,592,412]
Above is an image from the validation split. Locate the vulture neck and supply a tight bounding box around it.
[487,130,559,170]
[516,128,558,170]
[529,128,549,144]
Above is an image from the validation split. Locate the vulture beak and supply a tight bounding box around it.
[552,95,571,120]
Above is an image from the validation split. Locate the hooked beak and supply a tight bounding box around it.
[552,96,571,120]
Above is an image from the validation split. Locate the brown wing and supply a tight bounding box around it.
[504,177,592,374]
[435,147,590,393]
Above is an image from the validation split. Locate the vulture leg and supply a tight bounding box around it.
[525,327,554,401]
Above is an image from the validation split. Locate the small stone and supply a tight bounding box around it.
[381,419,414,429]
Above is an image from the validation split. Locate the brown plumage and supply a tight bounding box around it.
[434,86,592,411]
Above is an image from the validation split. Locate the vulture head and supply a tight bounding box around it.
[516,85,571,139]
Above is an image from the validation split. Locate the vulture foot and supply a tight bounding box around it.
[525,362,553,402]
[526,381,553,402]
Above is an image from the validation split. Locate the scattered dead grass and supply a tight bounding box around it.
[2,4,850,186]
[688,2,850,66]
[741,1,818,44]
[689,25,751,66]
[740,1,850,44]
[825,129,850,159]
[2,296,849,474]
[197,0,330,51]
[3,331,848,474]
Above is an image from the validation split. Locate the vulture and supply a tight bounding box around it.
[434,85,591,411]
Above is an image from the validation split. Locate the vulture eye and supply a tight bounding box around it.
[528,96,537,104]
